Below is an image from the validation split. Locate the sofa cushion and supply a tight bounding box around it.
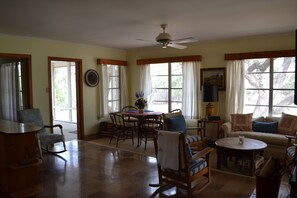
[231,113,253,131]
[226,131,288,146]
[252,121,278,133]
[278,113,297,136]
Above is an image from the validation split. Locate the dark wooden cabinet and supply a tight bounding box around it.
[0,120,43,197]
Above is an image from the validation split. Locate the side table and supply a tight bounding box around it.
[198,119,225,139]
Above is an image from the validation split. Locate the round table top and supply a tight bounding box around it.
[215,137,267,150]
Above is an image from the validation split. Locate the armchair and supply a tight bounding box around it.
[285,134,297,166]
[18,108,66,156]
[151,130,213,196]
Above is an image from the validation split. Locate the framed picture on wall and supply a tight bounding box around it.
[200,67,226,90]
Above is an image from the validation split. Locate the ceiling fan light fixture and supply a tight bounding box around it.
[137,24,193,49]
[162,42,168,48]
[155,32,172,42]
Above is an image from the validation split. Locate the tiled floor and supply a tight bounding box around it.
[30,139,293,198]
[54,121,77,141]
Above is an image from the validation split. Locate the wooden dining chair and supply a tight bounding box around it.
[121,106,138,134]
[109,112,134,147]
[139,114,162,150]
[151,130,214,196]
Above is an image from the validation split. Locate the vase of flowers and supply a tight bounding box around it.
[135,91,147,113]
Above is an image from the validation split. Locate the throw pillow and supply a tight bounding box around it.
[231,113,253,131]
[252,121,278,133]
[167,115,187,133]
[278,112,297,136]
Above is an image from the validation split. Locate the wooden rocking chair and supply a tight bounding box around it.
[151,130,214,196]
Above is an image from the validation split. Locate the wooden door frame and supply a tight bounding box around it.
[48,57,84,140]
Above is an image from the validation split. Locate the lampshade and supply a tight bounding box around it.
[203,85,218,102]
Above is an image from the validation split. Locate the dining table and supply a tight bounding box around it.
[121,110,163,147]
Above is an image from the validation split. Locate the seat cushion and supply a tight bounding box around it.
[39,133,64,147]
[165,158,207,176]
[186,135,201,144]
[189,158,207,176]
[287,146,296,159]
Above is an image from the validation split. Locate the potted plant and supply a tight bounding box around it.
[135,91,147,113]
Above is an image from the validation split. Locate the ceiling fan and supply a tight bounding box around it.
[147,24,197,49]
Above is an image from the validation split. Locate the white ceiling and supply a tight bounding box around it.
[0,0,296,50]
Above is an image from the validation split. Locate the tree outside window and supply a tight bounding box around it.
[243,57,296,117]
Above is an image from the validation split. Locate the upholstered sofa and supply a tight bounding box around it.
[222,113,297,159]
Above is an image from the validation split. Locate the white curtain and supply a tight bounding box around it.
[225,60,245,121]
[120,66,128,108]
[182,61,201,119]
[98,64,109,117]
[98,64,129,117]
[140,64,152,103]
[0,62,19,121]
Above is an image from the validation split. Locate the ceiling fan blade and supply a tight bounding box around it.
[172,37,198,44]
[136,38,155,43]
[168,43,187,49]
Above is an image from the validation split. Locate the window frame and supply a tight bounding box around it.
[150,62,183,112]
[107,64,121,112]
[225,50,295,117]
[244,57,296,117]
[97,58,128,113]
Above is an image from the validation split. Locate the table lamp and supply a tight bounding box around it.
[203,85,218,116]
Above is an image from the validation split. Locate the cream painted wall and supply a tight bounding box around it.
[0,33,127,136]
[0,32,295,136]
[127,32,295,120]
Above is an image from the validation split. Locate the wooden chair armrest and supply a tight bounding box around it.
[192,147,214,159]
[286,135,297,146]
[286,135,297,140]
[44,124,64,134]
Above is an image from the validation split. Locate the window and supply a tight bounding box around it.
[243,57,296,117]
[17,62,23,110]
[107,65,120,112]
[149,62,183,112]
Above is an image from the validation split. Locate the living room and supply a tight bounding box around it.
[0,0,297,197]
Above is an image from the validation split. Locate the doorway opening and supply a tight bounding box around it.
[49,57,84,141]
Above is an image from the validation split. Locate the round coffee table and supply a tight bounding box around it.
[215,137,267,176]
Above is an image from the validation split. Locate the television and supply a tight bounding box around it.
[294,29,297,105]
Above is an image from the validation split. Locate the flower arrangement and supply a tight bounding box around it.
[135,91,147,110]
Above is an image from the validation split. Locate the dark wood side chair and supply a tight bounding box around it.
[139,114,162,150]
[109,112,134,147]
[121,105,138,133]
